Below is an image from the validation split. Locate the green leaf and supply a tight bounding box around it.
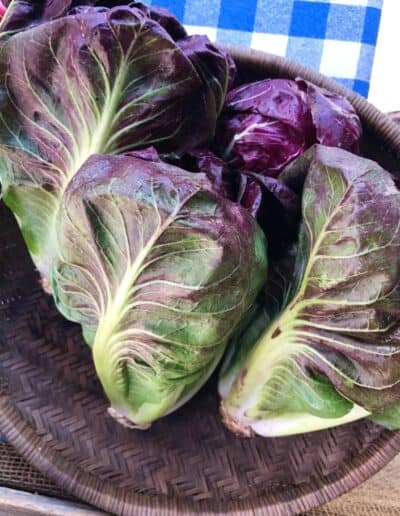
[370,403,400,430]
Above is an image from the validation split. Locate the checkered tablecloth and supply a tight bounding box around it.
[145,0,384,99]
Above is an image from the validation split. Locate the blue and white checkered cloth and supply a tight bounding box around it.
[145,0,383,98]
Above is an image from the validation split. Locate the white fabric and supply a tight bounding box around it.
[369,0,400,111]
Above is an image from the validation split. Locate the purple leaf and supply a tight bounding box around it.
[1,1,187,41]
[124,2,187,40]
[238,172,300,256]
[124,147,162,162]
[216,79,314,176]
[297,79,362,153]
[178,35,236,116]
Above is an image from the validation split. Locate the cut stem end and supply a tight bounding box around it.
[220,402,254,438]
[108,407,151,431]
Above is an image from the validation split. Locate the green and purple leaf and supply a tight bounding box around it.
[52,153,268,428]
[0,5,225,278]
[219,145,400,437]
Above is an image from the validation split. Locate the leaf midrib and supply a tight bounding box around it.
[224,170,352,409]
[91,187,202,408]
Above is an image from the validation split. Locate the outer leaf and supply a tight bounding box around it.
[128,2,187,41]
[297,79,362,153]
[72,2,188,41]
[178,35,236,116]
[52,154,267,428]
[219,145,400,437]
[370,402,400,430]
[0,0,188,38]
[0,6,217,278]
[172,148,232,198]
[0,0,69,35]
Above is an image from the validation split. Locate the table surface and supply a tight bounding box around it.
[308,453,400,516]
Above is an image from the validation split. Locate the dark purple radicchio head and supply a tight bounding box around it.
[216,79,315,177]
[216,78,362,178]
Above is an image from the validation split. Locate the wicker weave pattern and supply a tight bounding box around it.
[0,443,67,499]
[1,49,400,515]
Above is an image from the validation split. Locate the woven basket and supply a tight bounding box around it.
[1,47,400,516]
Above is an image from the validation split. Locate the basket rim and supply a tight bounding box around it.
[1,46,400,516]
